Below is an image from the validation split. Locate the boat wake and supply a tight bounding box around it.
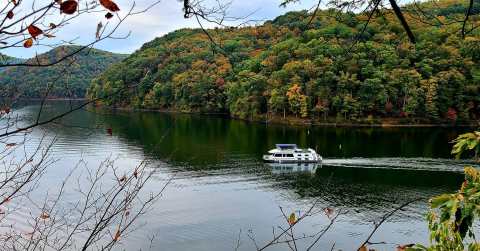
[322,157,478,172]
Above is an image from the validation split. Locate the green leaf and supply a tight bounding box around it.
[467,139,479,150]
[430,194,452,208]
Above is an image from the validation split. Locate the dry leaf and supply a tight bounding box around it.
[2,197,11,204]
[40,212,50,220]
[27,25,43,39]
[105,12,113,19]
[23,38,33,48]
[397,244,415,251]
[113,229,121,241]
[100,0,120,12]
[324,207,334,218]
[7,11,13,19]
[96,22,103,40]
[287,212,296,225]
[60,0,78,14]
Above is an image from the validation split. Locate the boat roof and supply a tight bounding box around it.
[276,144,297,150]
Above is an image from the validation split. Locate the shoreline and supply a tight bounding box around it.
[17,98,88,101]
[93,105,479,128]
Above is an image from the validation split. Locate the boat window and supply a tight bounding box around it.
[274,153,282,157]
[286,154,294,157]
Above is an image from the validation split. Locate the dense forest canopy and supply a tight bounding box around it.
[1,46,126,98]
[88,0,480,123]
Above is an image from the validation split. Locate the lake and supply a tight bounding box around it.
[5,101,478,250]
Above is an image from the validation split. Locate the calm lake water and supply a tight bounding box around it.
[6,101,480,250]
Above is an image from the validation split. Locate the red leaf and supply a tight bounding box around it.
[100,0,120,12]
[60,0,78,14]
[7,11,13,19]
[27,25,43,40]
[447,107,457,121]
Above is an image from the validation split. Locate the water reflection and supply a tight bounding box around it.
[268,162,320,174]
[9,101,477,250]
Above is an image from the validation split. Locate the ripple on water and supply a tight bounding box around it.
[323,157,477,172]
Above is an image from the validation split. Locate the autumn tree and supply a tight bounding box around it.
[0,0,171,250]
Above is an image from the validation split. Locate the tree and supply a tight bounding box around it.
[0,0,170,250]
[287,83,307,117]
[268,88,288,118]
[89,0,480,124]
[422,78,440,119]
[226,71,267,119]
[412,132,480,250]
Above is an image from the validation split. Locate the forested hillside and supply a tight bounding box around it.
[0,54,23,65]
[1,46,126,98]
[0,54,24,72]
[88,0,480,123]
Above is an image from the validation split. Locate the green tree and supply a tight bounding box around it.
[268,88,288,118]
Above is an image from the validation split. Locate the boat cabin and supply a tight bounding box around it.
[263,144,321,163]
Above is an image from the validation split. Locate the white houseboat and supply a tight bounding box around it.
[263,144,322,163]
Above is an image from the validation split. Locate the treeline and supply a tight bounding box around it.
[0,53,24,65]
[1,46,126,98]
[88,0,480,123]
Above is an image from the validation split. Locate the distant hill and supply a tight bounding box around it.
[1,46,127,98]
[0,54,24,71]
[89,0,480,123]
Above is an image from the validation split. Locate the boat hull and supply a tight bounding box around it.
[262,154,322,163]
[263,159,322,163]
